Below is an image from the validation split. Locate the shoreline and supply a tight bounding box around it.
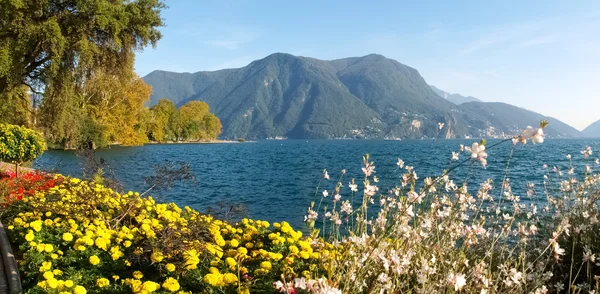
[144,139,255,145]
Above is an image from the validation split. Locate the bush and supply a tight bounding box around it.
[0,177,333,293]
[0,123,46,177]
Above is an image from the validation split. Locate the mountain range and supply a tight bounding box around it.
[583,120,600,137]
[143,53,584,140]
[430,85,482,105]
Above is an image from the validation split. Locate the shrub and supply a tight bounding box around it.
[0,123,46,177]
[0,177,333,293]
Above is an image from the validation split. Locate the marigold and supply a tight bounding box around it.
[62,232,73,242]
[165,263,176,272]
[89,255,100,265]
[96,278,110,288]
[162,277,180,292]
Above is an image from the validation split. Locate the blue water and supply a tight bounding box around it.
[32,139,600,228]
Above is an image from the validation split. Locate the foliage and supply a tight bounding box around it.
[0,123,46,167]
[0,0,165,97]
[147,100,222,143]
[0,177,332,293]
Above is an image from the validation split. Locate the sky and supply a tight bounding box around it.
[135,0,600,130]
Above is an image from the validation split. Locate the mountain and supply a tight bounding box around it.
[582,120,600,138]
[143,53,581,139]
[457,102,581,138]
[430,85,482,105]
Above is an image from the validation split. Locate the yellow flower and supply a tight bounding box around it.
[223,273,238,284]
[25,230,34,242]
[65,280,74,288]
[229,239,239,247]
[133,271,144,279]
[151,251,164,263]
[96,278,110,288]
[73,285,87,294]
[183,249,200,270]
[162,277,180,292]
[289,245,300,254]
[89,255,100,265]
[203,273,223,286]
[225,257,237,267]
[62,232,73,242]
[300,251,310,259]
[44,244,54,253]
[43,271,54,280]
[142,281,161,292]
[47,278,58,289]
[238,286,250,294]
[260,261,272,271]
[30,220,43,232]
[39,261,52,272]
[165,263,176,272]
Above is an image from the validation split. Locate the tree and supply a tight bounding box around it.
[148,99,177,142]
[0,123,46,177]
[0,0,165,98]
[178,101,210,140]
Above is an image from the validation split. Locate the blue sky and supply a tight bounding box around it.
[135,0,600,130]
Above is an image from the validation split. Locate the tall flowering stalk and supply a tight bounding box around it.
[282,120,595,293]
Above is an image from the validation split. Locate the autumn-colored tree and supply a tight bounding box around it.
[148,100,222,142]
[178,101,210,140]
[148,99,177,142]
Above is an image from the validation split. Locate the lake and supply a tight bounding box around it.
[32,139,600,229]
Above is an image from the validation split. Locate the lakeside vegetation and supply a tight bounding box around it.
[0,0,222,150]
[0,121,599,293]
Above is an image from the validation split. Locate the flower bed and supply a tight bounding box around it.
[0,175,337,293]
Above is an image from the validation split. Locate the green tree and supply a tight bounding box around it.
[148,99,177,142]
[0,0,165,98]
[0,123,46,177]
[178,101,210,141]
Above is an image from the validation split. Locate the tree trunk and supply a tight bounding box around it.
[14,163,18,179]
[0,77,7,98]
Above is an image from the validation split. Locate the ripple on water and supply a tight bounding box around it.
[33,139,600,228]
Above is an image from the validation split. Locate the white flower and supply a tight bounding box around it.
[531,128,544,144]
[323,170,330,180]
[304,209,318,222]
[551,240,565,258]
[452,152,460,161]
[509,268,523,285]
[438,122,445,130]
[448,273,467,291]
[566,154,572,160]
[349,183,358,192]
[340,200,353,214]
[465,142,488,167]
[364,184,379,197]
[582,146,593,159]
[294,278,307,289]
[322,190,329,197]
[333,194,341,202]
[407,190,422,203]
[397,158,405,169]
